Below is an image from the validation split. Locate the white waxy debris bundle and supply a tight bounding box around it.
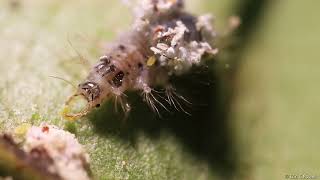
[150,19,218,74]
[132,0,218,74]
[24,124,90,180]
[134,0,183,19]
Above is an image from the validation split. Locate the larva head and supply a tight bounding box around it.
[78,81,101,102]
[62,81,105,120]
[62,55,126,120]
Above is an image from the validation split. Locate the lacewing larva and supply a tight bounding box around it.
[62,0,218,120]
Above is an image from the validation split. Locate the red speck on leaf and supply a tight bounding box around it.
[42,126,49,133]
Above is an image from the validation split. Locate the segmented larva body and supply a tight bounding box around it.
[63,0,217,119]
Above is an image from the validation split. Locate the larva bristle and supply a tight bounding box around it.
[165,86,192,116]
[63,0,218,119]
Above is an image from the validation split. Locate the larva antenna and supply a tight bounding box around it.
[67,33,91,68]
[49,75,77,89]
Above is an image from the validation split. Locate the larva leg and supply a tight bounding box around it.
[114,95,131,118]
[165,85,192,116]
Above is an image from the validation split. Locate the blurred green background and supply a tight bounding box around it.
[0,0,319,179]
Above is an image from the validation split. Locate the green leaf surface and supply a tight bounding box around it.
[230,0,320,179]
[0,0,319,179]
[0,0,234,179]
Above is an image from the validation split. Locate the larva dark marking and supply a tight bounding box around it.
[95,62,116,77]
[62,0,218,120]
[118,45,126,51]
[112,71,125,88]
[78,81,100,101]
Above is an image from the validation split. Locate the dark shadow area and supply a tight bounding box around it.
[89,64,236,177]
[88,0,271,178]
[228,0,271,73]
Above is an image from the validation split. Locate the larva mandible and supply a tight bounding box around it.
[62,0,218,120]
